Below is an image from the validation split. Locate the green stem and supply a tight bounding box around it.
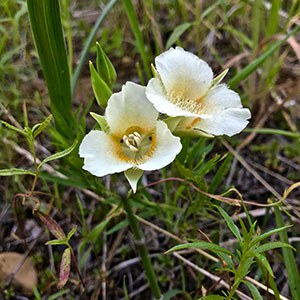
[122,197,161,299]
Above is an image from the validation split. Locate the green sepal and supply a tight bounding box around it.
[89,61,112,108]
[90,112,109,132]
[164,117,214,138]
[211,69,229,87]
[124,168,144,193]
[96,42,117,88]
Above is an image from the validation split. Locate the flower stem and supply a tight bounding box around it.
[122,196,162,299]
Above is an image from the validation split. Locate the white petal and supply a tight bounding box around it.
[106,82,158,135]
[79,130,131,176]
[201,84,244,114]
[124,168,144,193]
[155,47,213,100]
[146,78,199,117]
[196,108,251,136]
[193,84,251,136]
[138,121,182,171]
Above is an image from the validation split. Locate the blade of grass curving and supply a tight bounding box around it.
[274,206,300,299]
[122,0,151,78]
[27,0,73,137]
[228,24,300,88]
[245,128,300,138]
[71,0,117,96]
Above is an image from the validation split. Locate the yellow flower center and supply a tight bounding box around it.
[113,127,156,164]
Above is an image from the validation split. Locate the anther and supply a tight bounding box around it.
[129,145,139,152]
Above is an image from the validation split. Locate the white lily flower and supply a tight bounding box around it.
[146,47,251,137]
[79,82,182,192]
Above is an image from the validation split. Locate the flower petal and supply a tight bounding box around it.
[106,82,158,135]
[201,84,244,114]
[138,121,182,171]
[195,108,251,136]
[146,78,199,117]
[194,84,251,136]
[155,47,213,101]
[124,168,144,193]
[79,130,132,176]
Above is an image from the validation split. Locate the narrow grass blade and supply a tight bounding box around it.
[122,0,151,78]
[274,206,300,299]
[228,24,300,88]
[266,0,280,36]
[27,0,73,137]
[71,0,117,95]
[166,22,191,49]
[208,154,232,194]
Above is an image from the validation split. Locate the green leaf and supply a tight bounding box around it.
[208,154,232,194]
[0,120,25,136]
[163,289,191,300]
[89,61,112,108]
[123,276,130,300]
[86,215,114,244]
[256,241,294,254]
[166,22,192,49]
[251,225,292,245]
[32,115,53,138]
[166,241,233,257]
[215,206,243,244]
[243,281,263,300]
[47,289,70,300]
[58,248,71,289]
[199,296,226,300]
[45,239,67,246]
[96,42,117,88]
[90,112,109,132]
[0,168,35,177]
[66,226,77,242]
[228,24,300,88]
[27,0,74,137]
[255,253,274,277]
[38,140,77,169]
[275,207,300,299]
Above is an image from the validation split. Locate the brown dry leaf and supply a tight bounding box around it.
[0,252,37,294]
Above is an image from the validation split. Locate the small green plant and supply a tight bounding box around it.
[166,205,294,299]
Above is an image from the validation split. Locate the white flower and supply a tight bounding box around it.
[146,47,251,137]
[79,82,182,192]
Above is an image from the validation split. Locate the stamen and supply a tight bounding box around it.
[122,132,142,152]
[133,135,141,146]
[129,145,139,152]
